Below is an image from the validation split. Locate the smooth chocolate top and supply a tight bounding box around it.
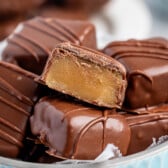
[30,96,131,160]
[103,38,168,111]
[0,17,96,74]
[0,61,39,158]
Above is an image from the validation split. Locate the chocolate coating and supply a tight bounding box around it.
[0,17,97,74]
[103,38,168,112]
[0,61,40,158]
[30,96,131,159]
[125,112,168,154]
[40,42,127,108]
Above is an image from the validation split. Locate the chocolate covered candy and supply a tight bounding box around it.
[39,42,127,108]
[103,38,168,112]
[0,61,40,158]
[30,96,131,159]
[125,112,168,154]
[0,17,97,74]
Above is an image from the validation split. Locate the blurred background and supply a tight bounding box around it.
[0,0,168,48]
[91,0,168,48]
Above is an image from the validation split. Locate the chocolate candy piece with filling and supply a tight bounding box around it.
[0,61,40,158]
[39,42,127,108]
[30,96,131,160]
[0,17,97,74]
[125,111,168,154]
[103,38,168,112]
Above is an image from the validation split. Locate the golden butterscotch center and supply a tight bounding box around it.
[44,54,125,108]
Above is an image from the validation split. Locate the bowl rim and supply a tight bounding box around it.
[0,141,168,168]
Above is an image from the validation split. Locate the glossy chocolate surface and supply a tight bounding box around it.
[30,96,131,159]
[40,42,127,108]
[125,112,168,154]
[0,61,40,158]
[103,38,168,112]
[0,17,97,74]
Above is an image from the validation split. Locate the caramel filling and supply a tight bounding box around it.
[45,54,124,107]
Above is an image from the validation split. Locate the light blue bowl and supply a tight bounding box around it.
[0,141,168,168]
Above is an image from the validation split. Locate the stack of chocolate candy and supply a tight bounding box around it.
[0,16,168,163]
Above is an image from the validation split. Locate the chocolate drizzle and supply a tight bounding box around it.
[30,97,131,159]
[0,61,40,158]
[103,38,168,111]
[0,129,23,147]
[0,116,22,134]
[7,37,40,62]
[72,116,103,158]
[114,53,168,61]
[0,76,33,106]
[125,112,168,154]
[62,107,92,121]
[72,110,112,159]
[0,96,29,116]
[54,20,80,44]
[1,17,96,74]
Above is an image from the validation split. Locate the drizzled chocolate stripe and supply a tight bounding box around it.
[7,37,39,62]
[107,46,168,58]
[62,107,92,121]
[125,111,168,155]
[114,53,168,61]
[0,116,22,134]
[0,129,23,147]
[72,110,111,158]
[16,33,50,56]
[1,17,96,74]
[103,38,168,111]
[54,19,80,44]
[0,61,38,79]
[112,49,168,58]
[0,96,29,116]
[38,18,77,43]
[72,116,103,158]
[0,61,40,158]
[0,76,33,106]
[127,112,168,126]
[30,97,131,159]
[25,22,63,43]
[108,38,168,48]
[105,39,168,57]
